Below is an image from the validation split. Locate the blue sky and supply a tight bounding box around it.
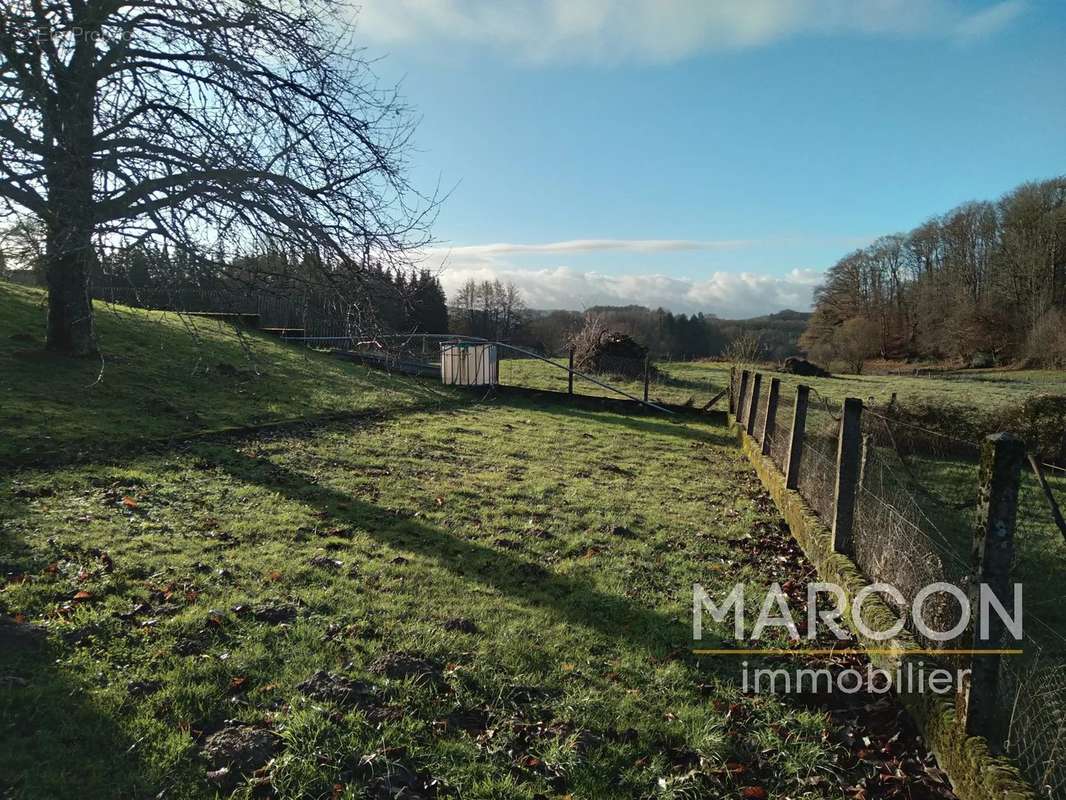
[357,1,1065,317]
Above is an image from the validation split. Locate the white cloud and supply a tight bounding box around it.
[433,261,822,318]
[355,0,1025,63]
[952,0,1026,41]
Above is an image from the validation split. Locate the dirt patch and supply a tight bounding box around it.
[296,670,378,709]
[200,724,277,783]
[369,652,443,683]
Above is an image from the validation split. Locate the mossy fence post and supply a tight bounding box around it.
[643,355,650,403]
[746,372,762,436]
[831,398,863,556]
[729,365,737,414]
[785,384,810,490]
[959,432,1025,745]
[737,369,750,427]
[761,377,780,456]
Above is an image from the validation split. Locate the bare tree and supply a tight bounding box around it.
[725,331,763,366]
[0,1,432,355]
[833,317,879,374]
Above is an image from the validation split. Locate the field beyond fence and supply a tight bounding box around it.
[730,367,1066,800]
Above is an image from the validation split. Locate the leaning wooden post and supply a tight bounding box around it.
[568,347,575,396]
[831,398,863,556]
[746,372,762,437]
[736,369,750,426]
[643,356,650,403]
[785,385,809,490]
[761,377,780,456]
[729,366,737,414]
[959,432,1025,743]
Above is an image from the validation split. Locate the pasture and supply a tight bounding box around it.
[0,284,950,799]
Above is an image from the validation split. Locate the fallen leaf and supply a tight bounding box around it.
[72,590,93,602]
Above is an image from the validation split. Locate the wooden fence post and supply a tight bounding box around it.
[761,377,780,456]
[785,385,809,490]
[643,356,650,403]
[568,347,575,396]
[959,432,1025,743]
[831,398,863,556]
[746,373,762,436]
[729,366,736,414]
[737,370,750,425]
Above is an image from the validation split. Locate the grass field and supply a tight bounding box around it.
[501,354,1066,637]
[1,283,956,799]
[499,355,1066,415]
[0,283,456,466]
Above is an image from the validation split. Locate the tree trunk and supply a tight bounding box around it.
[44,42,98,357]
[44,219,97,356]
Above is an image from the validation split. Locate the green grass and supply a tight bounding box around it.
[2,283,1056,797]
[0,283,456,464]
[0,287,880,799]
[504,357,1066,636]
[2,399,847,799]
[497,357,730,408]
[501,356,1066,416]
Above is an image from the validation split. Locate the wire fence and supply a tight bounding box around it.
[730,367,1066,799]
[92,285,365,338]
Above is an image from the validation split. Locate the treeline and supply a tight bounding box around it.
[99,245,449,335]
[466,296,809,361]
[802,176,1066,367]
[449,279,526,341]
[0,225,449,335]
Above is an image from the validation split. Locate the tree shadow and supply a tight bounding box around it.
[479,393,736,447]
[210,446,729,659]
[0,620,157,799]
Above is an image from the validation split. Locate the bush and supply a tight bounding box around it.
[1024,309,1066,368]
[569,316,650,379]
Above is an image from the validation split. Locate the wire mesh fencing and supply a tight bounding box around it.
[1001,624,1066,798]
[728,367,1066,799]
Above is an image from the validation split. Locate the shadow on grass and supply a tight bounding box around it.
[481,394,736,447]
[0,627,156,799]
[210,446,729,659]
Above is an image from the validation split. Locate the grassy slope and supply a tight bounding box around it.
[0,283,454,464]
[1,399,845,799]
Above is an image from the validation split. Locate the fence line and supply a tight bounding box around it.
[730,367,1066,799]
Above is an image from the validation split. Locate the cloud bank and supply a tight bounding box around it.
[356,0,1026,63]
[430,257,822,319]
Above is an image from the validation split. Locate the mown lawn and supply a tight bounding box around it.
[1,396,868,799]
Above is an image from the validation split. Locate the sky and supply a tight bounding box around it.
[353,1,1065,318]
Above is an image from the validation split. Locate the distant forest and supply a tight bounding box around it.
[802,176,1066,368]
[446,278,809,360]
